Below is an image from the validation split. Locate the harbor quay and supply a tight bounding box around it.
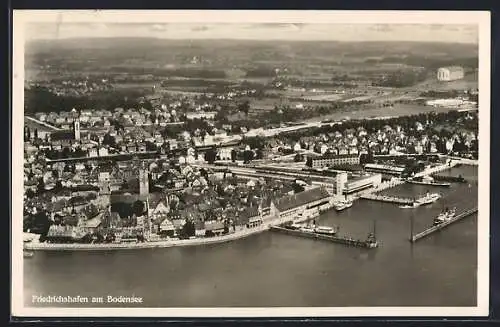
[269,225,378,249]
[413,160,459,178]
[23,158,474,252]
[25,220,278,251]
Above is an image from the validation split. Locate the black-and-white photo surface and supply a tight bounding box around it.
[11,10,490,318]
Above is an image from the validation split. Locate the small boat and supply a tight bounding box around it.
[288,223,304,230]
[23,251,34,258]
[299,226,316,233]
[433,207,457,226]
[415,192,441,206]
[314,226,338,236]
[365,220,378,248]
[399,204,416,209]
[407,176,451,187]
[433,212,447,226]
[365,233,378,248]
[444,207,457,221]
[333,199,353,212]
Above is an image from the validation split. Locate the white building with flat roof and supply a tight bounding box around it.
[437,66,464,82]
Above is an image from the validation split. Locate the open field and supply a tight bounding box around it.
[302,94,345,101]
[26,38,478,80]
[405,72,478,92]
[303,103,461,123]
[112,82,158,90]
[25,39,478,122]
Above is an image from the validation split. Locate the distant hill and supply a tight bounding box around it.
[26,38,478,64]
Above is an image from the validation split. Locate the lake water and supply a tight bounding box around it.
[24,165,478,308]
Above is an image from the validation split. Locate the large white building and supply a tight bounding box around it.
[364,163,406,176]
[343,173,382,197]
[312,172,381,198]
[336,172,348,197]
[437,66,464,82]
[307,154,361,169]
[426,98,477,108]
[185,111,217,120]
[273,187,331,220]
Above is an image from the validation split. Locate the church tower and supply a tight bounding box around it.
[73,118,81,141]
[139,163,149,196]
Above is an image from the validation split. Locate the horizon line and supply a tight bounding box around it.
[27,36,478,45]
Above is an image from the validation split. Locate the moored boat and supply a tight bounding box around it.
[333,199,353,212]
[365,233,378,248]
[415,192,441,206]
[433,207,457,226]
[298,226,316,233]
[314,226,338,236]
[407,176,451,187]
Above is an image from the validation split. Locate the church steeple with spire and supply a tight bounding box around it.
[72,108,81,141]
[139,161,149,196]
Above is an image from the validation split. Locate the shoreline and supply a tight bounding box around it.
[23,162,477,252]
[24,218,286,252]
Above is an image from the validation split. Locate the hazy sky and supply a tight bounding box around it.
[25,23,478,44]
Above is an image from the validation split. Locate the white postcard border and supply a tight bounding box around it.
[11,10,491,318]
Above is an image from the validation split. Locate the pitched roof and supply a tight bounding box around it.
[205,220,225,231]
[439,66,464,72]
[69,196,87,206]
[261,196,273,208]
[239,206,259,224]
[159,218,175,231]
[147,192,166,208]
[171,218,186,229]
[50,130,75,141]
[274,187,330,212]
[71,184,100,192]
[313,153,360,160]
[48,200,67,212]
[81,215,102,228]
[110,193,149,204]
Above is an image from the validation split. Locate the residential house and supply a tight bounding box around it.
[159,218,175,237]
[204,220,225,236]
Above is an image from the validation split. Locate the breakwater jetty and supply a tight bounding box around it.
[269,226,378,249]
[410,207,478,242]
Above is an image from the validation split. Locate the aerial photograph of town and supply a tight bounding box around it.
[15,11,486,314]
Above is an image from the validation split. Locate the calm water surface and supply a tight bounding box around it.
[24,165,478,307]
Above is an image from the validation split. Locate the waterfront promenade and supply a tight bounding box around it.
[24,215,296,252]
[413,160,459,178]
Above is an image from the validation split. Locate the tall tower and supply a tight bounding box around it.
[139,164,149,196]
[335,172,348,199]
[73,119,81,141]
